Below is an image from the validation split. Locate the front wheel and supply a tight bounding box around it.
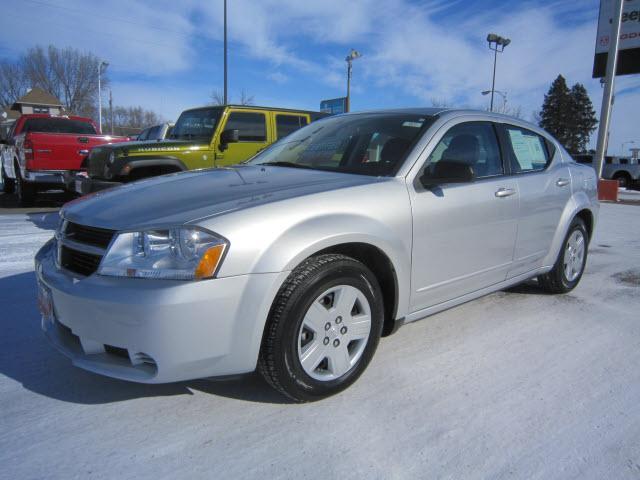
[1,165,15,193]
[258,254,384,402]
[15,166,36,206]
[538,217,589,293]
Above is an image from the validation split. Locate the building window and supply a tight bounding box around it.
[33,106,50,114]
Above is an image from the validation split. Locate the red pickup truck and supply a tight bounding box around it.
[0,114,129,205]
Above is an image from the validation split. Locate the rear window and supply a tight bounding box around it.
[22,118,96,135]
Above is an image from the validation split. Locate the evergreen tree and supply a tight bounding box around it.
[539,75,598,154]
[568,83,597,154]
[539,75,573,149]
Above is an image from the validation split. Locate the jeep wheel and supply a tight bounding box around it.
[258,254,384,402]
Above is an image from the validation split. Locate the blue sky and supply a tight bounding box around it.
[1,0,639,153]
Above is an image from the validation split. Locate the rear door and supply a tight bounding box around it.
[409,120,519,311]
[498,124,572,278]
[215,109,270,166]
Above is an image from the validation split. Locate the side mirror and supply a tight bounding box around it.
[420,160,475,187]
[219,128,239,151]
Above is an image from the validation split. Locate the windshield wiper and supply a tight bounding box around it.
[260,161,313,169]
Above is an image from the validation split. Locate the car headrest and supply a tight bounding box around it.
[380,137,412,164]
[441,134,479,165]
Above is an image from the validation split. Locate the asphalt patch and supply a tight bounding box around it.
[612,270,640,287]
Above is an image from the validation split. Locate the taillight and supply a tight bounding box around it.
[24,139,34,168]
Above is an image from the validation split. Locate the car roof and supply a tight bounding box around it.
[182,104,327,116]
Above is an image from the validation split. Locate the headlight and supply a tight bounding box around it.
[97,227,228,280]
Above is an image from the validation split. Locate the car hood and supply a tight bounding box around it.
[63,166,383,231]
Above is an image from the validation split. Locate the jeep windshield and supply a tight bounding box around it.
[169,107,223,141]
[249,113,435,176]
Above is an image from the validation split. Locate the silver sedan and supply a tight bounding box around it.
[35,109,599,401]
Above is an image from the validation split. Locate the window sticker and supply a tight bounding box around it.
[508,129,544,170]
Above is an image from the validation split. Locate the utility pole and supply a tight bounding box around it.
[109,89,114,135]
[594,0,624,179]
[345,49,362,113]
[97,61,108,133]
[223,0,228,105]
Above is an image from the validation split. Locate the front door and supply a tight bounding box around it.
[409,121,519,312]
[215,110,270,167]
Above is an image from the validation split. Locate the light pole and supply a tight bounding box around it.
[482,89,507,112]
[486,33,510,112]
[621,141,635,156]
[223,0,228,105]
[97,61,108,133]
[345,49,362,113]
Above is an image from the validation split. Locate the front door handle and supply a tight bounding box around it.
[495,187,516,198]
[556,178,570,187]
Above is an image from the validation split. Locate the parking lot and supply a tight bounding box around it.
[0,196,638,479]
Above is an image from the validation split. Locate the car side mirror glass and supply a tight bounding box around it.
[420,160,475,187]
[219,129,239,152]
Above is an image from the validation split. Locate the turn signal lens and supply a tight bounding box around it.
[195,244,226,279]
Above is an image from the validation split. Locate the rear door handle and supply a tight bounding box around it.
[495,187,516,198]
[556,178,570,187]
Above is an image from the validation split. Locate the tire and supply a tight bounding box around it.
[15,165,36,206]
[258,253,384,402]
[1,165,15,193]
[612,172,631,189]
[538,217,589,294]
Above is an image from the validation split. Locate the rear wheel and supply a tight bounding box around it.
[612,172,631,189]
[538,217,588,293]
[258,254,384,402]
[1,165,15,193]
[15,165,36,206]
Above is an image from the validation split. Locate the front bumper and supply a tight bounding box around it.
[64,172,121,195]
[35,239,288,383]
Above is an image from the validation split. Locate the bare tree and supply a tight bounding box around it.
[0,61,29,108]
[210,89,255,106]
[105,105,163,129]
[430,97,452,108]
[210,90,225,106]
[239,89,254,106]
[20,45,106,118]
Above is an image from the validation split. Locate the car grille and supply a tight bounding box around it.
[65,222,115,248]
[87,148,110,178]
[58,222,116,276]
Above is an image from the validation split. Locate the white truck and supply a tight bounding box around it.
[574,154,640,189]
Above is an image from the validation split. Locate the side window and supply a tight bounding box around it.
[276,115,308,139]
[424,122,503,178]
[147,125,162,139]
[504,126,550,173]
[224,112,266,142]
[138,128,149,141]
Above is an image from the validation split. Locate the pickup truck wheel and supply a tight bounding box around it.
[258,254,384,402]
[538,217,588,294]
[612,172,631,189]
[15,168,36,206]
[1,165,15,193]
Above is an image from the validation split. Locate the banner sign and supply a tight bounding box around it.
[320,97,347,115]
[593,0,640,77]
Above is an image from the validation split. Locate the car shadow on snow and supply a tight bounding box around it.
[26,211,59,231]
[0,271,291,405]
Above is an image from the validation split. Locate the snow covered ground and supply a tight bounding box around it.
[1,204,639,480]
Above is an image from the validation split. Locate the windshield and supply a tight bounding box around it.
[170,108,222,141]
[248,113,434,176]
[23,118,96,134]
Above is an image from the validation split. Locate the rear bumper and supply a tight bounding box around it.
[24,170,67,185]
[64,172,121,195]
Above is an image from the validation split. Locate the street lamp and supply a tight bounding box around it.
[482,89,507,112]
[97,61,109,133]
[345,49,362,113]
[486,33,510,112]
[621,140,635,156]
